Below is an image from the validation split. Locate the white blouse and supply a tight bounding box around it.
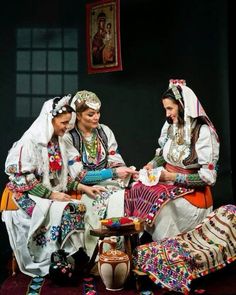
[157,122,220,186]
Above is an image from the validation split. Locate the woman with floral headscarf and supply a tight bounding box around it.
[1,95,105,278]
[125,79,220,242]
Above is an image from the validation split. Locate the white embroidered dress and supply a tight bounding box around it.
[148,84,220,241]
[64,124,126,257]
[2,97,85,277]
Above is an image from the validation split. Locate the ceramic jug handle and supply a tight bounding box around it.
[99,239,116,255]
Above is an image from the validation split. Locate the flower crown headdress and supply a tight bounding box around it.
[169,79,186,87]
[51,94,73,117]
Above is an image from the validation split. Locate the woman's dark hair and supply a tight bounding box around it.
[52,97,75,117]
[62,105,75,114]
[75,100,90,114]
[161,86,185,125]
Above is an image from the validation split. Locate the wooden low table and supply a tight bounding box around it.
[85,222,144,274]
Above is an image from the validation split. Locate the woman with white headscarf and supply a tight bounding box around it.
[125,79,220,242]
[1,95,105,277]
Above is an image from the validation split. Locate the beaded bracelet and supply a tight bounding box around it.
[175,173,186,184]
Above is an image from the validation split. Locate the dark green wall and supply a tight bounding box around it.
[0,0,234,284]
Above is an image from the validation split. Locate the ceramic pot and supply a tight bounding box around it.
[98,239,130,291]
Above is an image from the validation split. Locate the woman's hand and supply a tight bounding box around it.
[115,167,138,180]
[143,162,154,171]
[132,171,140,181]
[78,183,107,199]
[50,191,72,202]
[159,170,177,182]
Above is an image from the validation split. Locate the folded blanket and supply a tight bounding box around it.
[133,204,236,294]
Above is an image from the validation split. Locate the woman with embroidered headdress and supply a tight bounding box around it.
[63,90,137,256]
[1,95,105,278]
[125,79,220,242]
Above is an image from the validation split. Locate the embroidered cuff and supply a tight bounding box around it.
[186,173,206,187]
[175,173,187,185]
[67,180,79,191]
[79,169,113,184]
[28,183,52,199]
[151,155,166,168]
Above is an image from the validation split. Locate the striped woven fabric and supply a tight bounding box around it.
[124,182,193,225]
[133,204,236,294]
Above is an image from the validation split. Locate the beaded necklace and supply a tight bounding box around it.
[80,130,102,168]
[83,131,98,160]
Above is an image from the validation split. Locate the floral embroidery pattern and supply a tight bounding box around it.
[15,193,36,216]
[48,140,63,172]
[7,173,39,193]
[92,187,119,220]
[31,202,86,248]
[61,203,86,241]
[5,164,18,174]
[51,226,61,241]
[33,226,49,247]
[145,187,193,225]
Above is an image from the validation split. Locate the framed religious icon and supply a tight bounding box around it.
[86,0,122,74]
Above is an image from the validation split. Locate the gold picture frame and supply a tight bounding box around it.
[86,0,122,74]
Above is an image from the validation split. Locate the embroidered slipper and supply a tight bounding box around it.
[83,276,97,295]
[26,276,44,295]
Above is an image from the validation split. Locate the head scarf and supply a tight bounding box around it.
[167,79,219,144]
[18,94,74,146]
[5,95,73,192]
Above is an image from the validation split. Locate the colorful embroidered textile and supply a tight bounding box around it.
[2,194,86,277]
[48,140,63,172]
[80,183,124,257]
[133,204,236,294]
[124,182,193,225]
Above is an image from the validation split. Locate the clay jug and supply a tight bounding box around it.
[98,239,130,291]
